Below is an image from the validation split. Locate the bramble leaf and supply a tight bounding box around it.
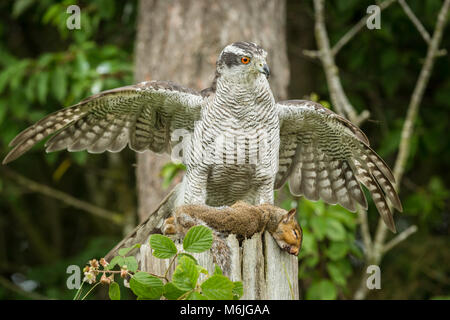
[129,272,163,300]
[172,255,199,291]
[107,256,125,270]
[200,274,234,300]
[187,292,207,300]
[150,234,177,259]
[232,281,243,300]
[177,253,198,265]
[109,282,120,300]
[118,243,141,257]
[183,225,213,253]
[124,256,138,273]
[163,282,189,300]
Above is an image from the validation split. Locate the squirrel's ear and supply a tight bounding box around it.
[284,208,297,222]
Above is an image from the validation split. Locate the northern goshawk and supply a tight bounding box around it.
[3,41,402,233]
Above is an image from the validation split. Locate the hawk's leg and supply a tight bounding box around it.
[255,174,275,205]
[184,165,208,204]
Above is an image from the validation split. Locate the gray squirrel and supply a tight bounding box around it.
[162,201,302,274]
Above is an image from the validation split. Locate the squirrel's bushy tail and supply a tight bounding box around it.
[171,209,232,276]
[104,184,182,261]
[210,231,232,275]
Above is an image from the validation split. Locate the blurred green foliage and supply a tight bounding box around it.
[0,0,448,300]
[0,0,137,299]
[284,0,450,299]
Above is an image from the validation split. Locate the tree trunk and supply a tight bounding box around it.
[134,0,296,299]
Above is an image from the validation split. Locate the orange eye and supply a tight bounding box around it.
[241,56,251,64]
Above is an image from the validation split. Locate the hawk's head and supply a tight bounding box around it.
[216,42,270,81]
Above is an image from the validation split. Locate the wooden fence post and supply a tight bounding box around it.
[138,231,299,300]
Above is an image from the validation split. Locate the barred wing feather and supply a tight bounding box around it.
[3,80,204,164]
[276,100,402,232]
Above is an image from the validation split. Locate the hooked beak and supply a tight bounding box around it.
[258,63,270,79]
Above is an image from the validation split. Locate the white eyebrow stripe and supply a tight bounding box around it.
[223,46,248,57]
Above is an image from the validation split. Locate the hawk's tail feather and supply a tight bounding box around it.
[104,184,181,262]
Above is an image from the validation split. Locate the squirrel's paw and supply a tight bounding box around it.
[162,216,176,235]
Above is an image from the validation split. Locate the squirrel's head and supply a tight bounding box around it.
[272,208,302,256]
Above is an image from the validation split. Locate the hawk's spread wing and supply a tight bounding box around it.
[276,100,402,232]
[3,80,204,164]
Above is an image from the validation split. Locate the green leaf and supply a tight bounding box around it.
[107,255,137,272]
[42,4,60,24]
[25,72,38,102]
[325,219,346,241]
[12,0,35,17]
[186,292,207,300]
[310,215,327,240]
[149,234,178,259]
[0,102,7,126]
[124,256,138,273]
[107,255,125,270]
[325,242,349,260]
[172,255,199,291]
[306,279,337,300]
[300,198,325,215]
[37,72,49,104]
[51,67,67,102]
[161,162,186,188]
[327,261,347,286]
[213,265,223,276]
[129,272,164,300]
[10,60,30,92]
[327,207,357,228]
[118,247,132,256]
[200,274,234,300]
[36,53,54,68]
[197,265,209,276]
[304,254,320,268]
[163,282,188,300]
[0,65,17,94]
[334,259,352,278]
[298,229,318,255]
[232,281,243,300]
[177,253,198,265]
[75,52,90,76]
[118,243,141,257]
[183,225,213,253]
[9,96,28,118]
[108,282,120,300]
[71,152,88,166]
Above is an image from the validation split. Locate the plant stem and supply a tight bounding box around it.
[73,281,85,300]
[81,282,102,300]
